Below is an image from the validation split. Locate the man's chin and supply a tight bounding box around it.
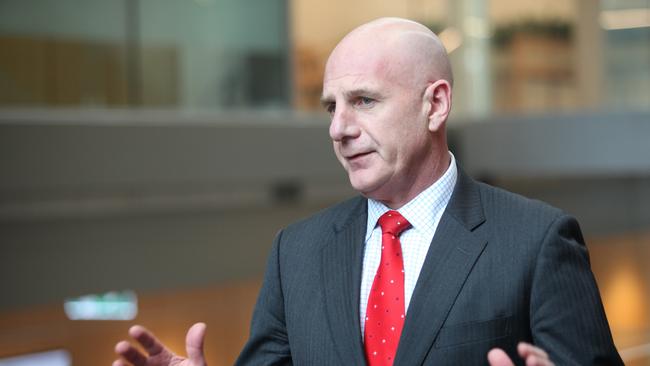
[348,177,382,199]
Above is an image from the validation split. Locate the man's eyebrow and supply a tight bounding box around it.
[320,95,333,107]
[320,88,382,106]
[345,88,381,99]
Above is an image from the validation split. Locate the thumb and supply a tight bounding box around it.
[487,348,515,366]
[185,322,207,366]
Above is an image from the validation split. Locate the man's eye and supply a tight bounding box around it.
[357,97,375,107]
[326,103,336,115]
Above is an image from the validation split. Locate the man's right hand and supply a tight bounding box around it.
[113,322,207,366]
[488,342,553,366]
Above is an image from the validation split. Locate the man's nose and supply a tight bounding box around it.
[329,106,360,141]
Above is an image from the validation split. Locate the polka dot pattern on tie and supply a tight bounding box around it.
[364,210,411,366]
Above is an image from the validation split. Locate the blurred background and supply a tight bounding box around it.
[0,0,649,365]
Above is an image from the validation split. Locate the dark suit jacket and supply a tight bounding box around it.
[235,169,623,365]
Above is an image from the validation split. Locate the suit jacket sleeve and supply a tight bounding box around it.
[530,214,623,365]
[235,230,293,366]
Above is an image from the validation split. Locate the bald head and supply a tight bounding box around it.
[322,18,454,207]
[325,17,453,90]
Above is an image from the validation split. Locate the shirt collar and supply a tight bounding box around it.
[366,152,458,241]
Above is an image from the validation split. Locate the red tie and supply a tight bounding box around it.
[364,210,411,366]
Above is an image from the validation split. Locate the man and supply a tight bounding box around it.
[114,18,622,365]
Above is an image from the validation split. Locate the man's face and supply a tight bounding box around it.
[321,46,434,204]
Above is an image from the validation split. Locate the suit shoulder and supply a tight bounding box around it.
[476,180,566,223]
[472,180,586,263]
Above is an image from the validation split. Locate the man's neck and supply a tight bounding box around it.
[375,151,452,209]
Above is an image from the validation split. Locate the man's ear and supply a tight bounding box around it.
[423,79,452,132]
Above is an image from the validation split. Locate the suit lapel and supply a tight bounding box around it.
[321,197,368,365]
[394,169,488,366]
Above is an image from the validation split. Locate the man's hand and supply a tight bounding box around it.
[113,322,207,366]
[488,342,553,366]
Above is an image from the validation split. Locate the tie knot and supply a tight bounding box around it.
[378,210,411,236]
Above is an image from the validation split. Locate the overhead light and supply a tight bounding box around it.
[64,290,137,321]
[600,8,650,30]
[439,27,463,54]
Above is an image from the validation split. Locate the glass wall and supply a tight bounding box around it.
[601,0,650,111]
[0,0,290,110]
[291,0,650,118]
[1,0,647,115]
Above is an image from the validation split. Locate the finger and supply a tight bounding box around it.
[186,322,207,365]
[525,355,553,366]
[129,324,166,357]
[518,342,550,360]
[115,340,148,366]
[487,348,515,366]
[112,360,129,366]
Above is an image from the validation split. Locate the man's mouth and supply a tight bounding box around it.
[346,151,373,161]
